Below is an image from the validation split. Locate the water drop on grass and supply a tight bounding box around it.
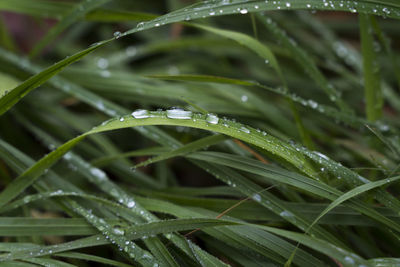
[132,109,150,119]
[97,58,109,69]
[206,114,219,124]
[240,126,250,133]
[240,9,248,14]
[113,226,125,235]
[127,200,136,208]
[166,108,193,119]
[113,31,122,38]
[252,194,261,202]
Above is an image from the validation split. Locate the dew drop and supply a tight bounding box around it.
[240,9,248,14]
[127,200,136,208]
[240,126,250,133]
[113,31,122,38]
[90,168,106,180]
[97,58,109,69]
[113,226,125,235]
[132,109,150,119]
[166,108,193,119]
[252,194,261,202]
[280,210,294,217]
[344,256,355,264]
[241,95,248,102]
[206,114,219,124]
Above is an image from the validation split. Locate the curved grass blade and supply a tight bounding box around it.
[193,24,285,85]
[0,40,110,116]
[29,0,111,58]
[286,175,400,266]
[308,175,400,233]
[123,0,400,39]
[0,110,318,208]
[0,218,238,262]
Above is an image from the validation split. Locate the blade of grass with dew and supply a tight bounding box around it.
[146,73,373,128]
[188,151,400,233]
[137,197,326,266]
[256,14,351,113]
[1,218,238,262]
[123,0,400,38]
[2,0,400,118]
[0,110,319,207]
[12,115,225,266]
[137,196,362,266]
[360,13,383,121]
[0,140,228,266]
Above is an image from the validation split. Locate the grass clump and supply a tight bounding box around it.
[1,1,400,266]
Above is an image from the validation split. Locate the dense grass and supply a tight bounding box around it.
[1,0,400,266]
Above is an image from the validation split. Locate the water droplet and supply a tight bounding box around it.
[240,126,250,133]
[166,108,192,119]
[344,256,355,264]
[113,31,122,38]
[90,168,106,180]
[280,210,294,217]
[155,23,160,27]
[127,200,136,208]
[113,226,125,235]
[241,95,248,102]
[240,9,248,14]
[132,109,150,119]
[252,194,261,202]
[285,2,291,7]
[307,99,318,109]
[120,117,125,122]
[97,58,109,69]
[206,114,219,124]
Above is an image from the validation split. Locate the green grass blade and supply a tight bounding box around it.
[360,14,383,121]
[0,40,110,116]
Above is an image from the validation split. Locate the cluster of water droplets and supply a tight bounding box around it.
[70,203,159,266]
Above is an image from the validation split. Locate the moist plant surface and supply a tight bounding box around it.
[1,1,400,266]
